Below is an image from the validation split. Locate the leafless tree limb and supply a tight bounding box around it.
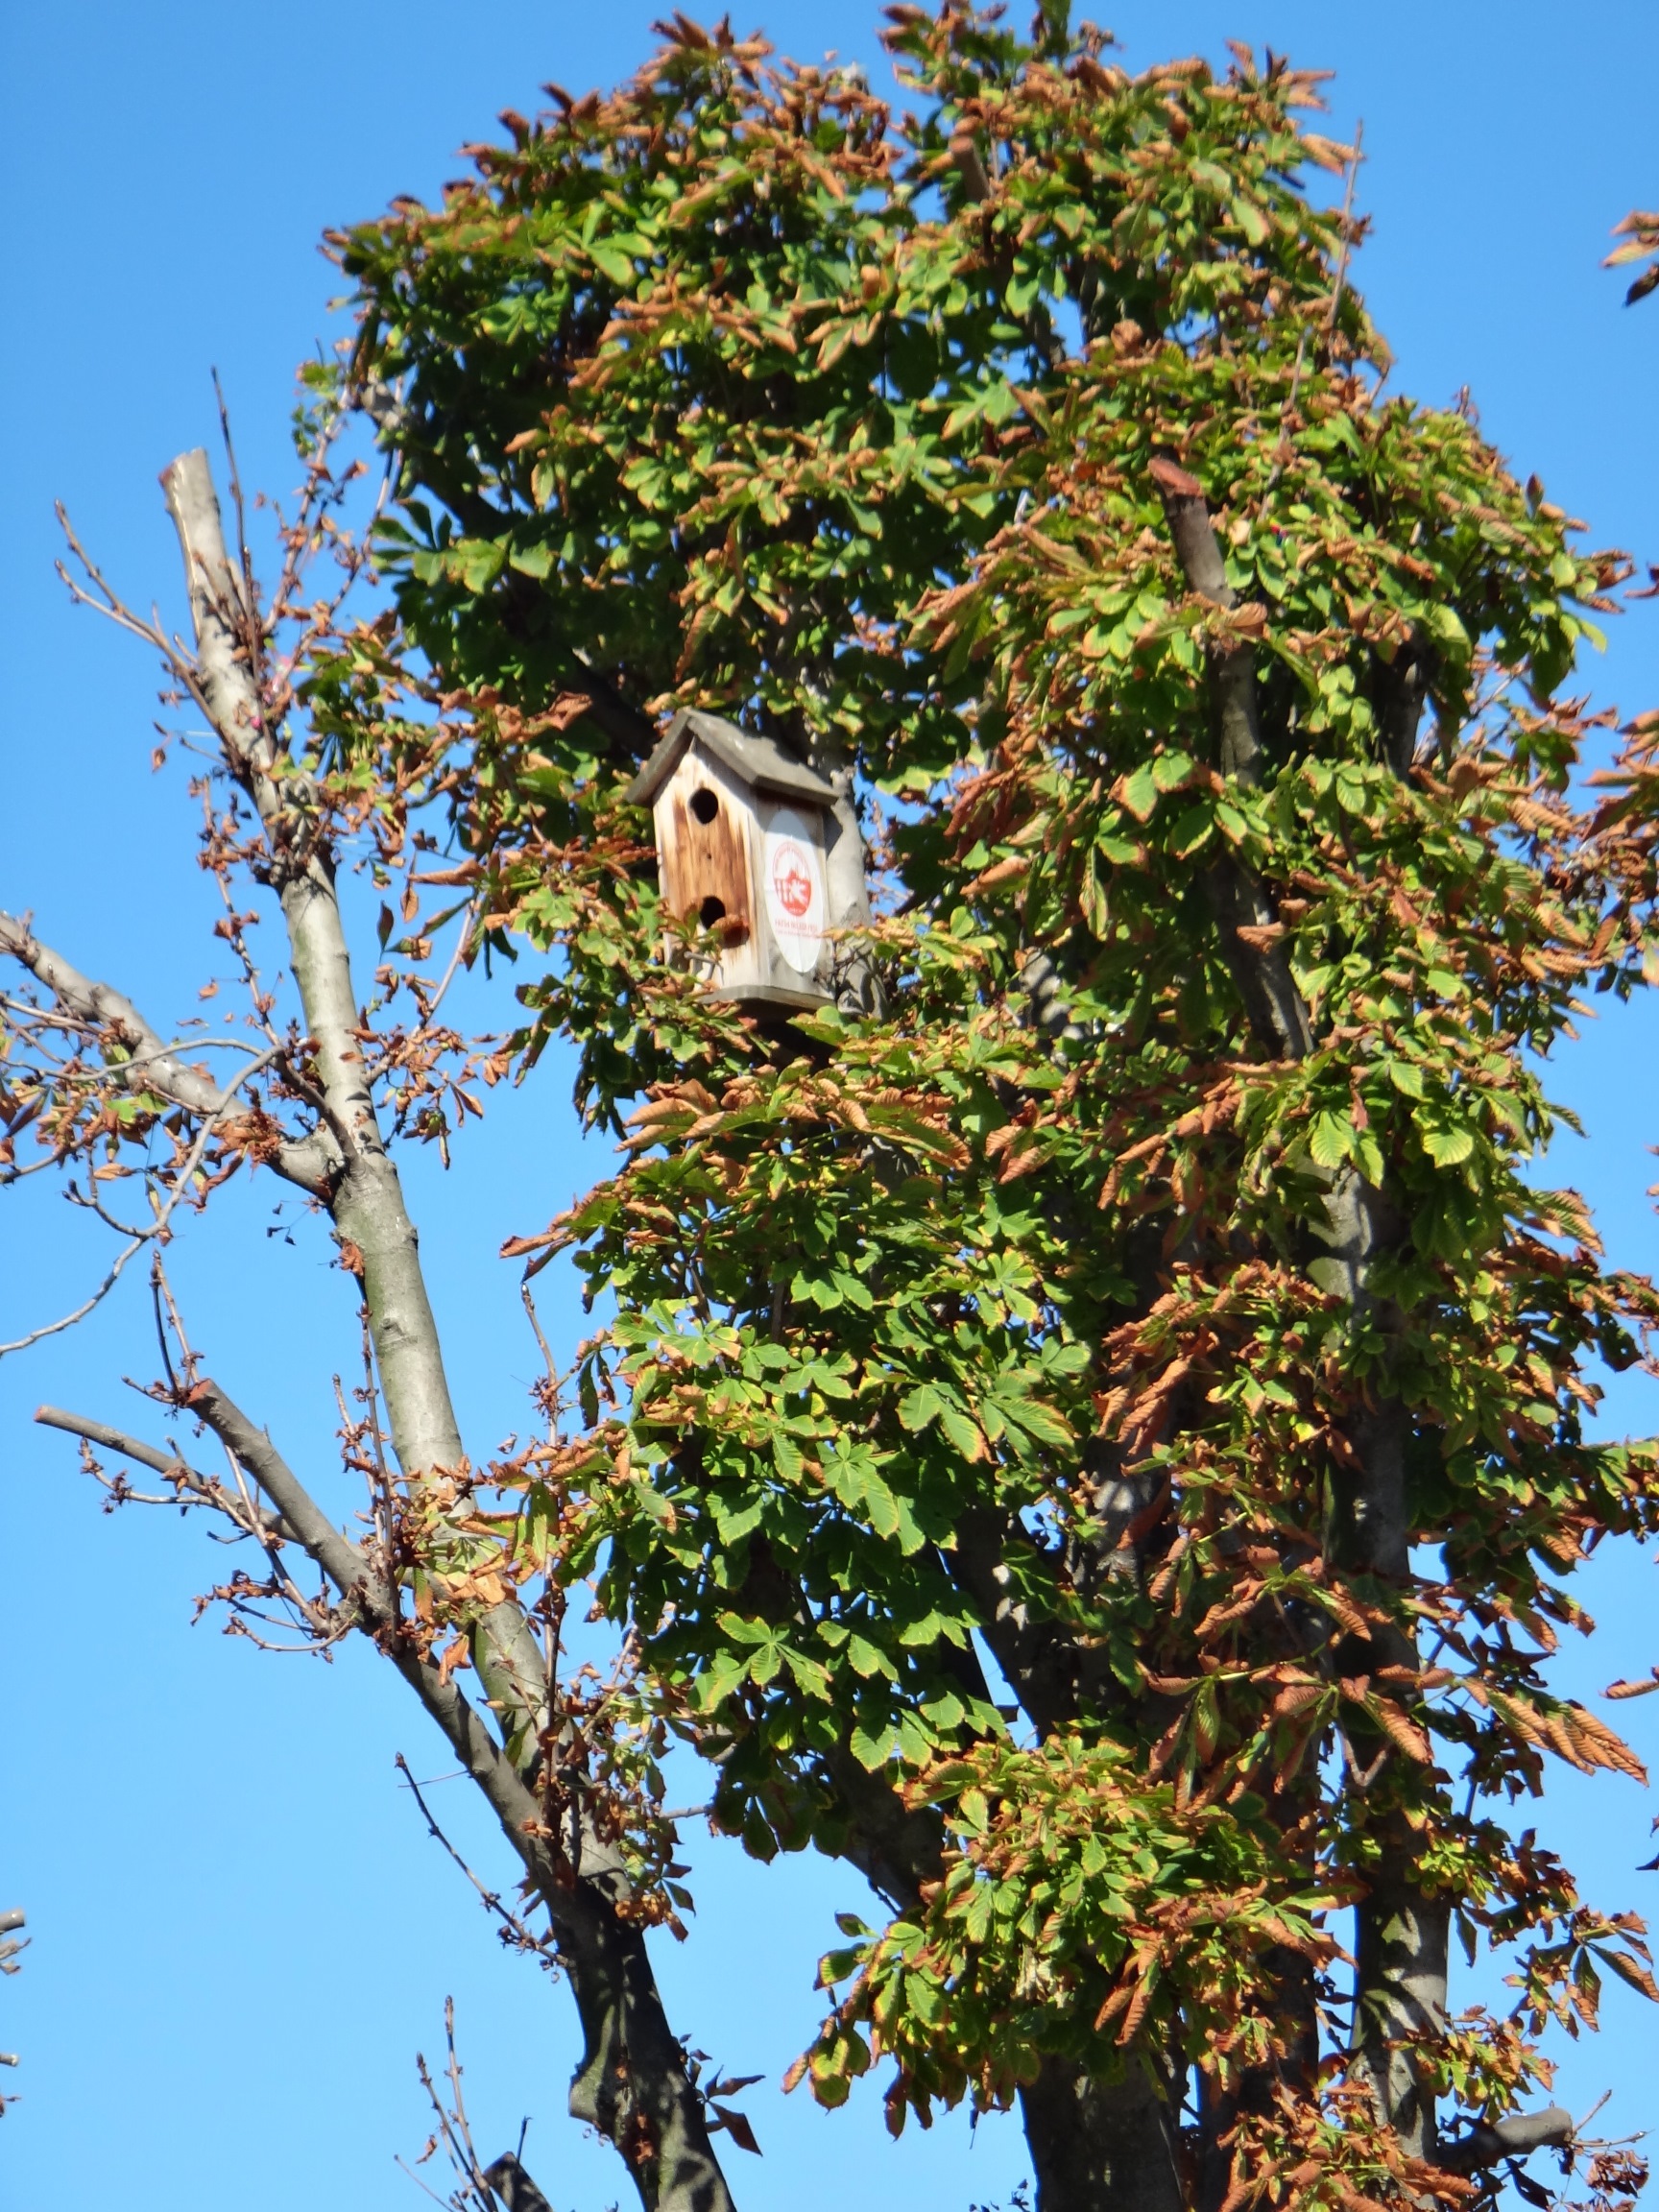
[1436,2106,1575,2176]
[422,894,482,1027]
[396,1755,560,1970]
[482,2155,555,2212]
[24,444,742,2212]
[402,1998,498,2212]
[33,1402,332,1638]
[0,1240,152,1358]
[0,911,334,1195]
[0,1032,316,1358]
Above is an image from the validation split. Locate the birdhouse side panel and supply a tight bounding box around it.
[755,798,831,998]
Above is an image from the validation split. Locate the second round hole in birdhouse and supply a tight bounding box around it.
[700,896,727,928]
[689,787,720,824]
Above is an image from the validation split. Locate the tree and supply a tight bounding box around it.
[1607,211,1659,308]
[0,1909,24,2113]
[5,10,1659,2212]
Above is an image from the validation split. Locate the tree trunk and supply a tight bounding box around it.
[1020,2059,1185,2212]
[1352,1832,1450,2161]
[1152,464,1448,2161]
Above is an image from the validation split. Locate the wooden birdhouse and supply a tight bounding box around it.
[626,709,839,1009]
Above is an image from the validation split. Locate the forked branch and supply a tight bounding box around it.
[1437,2106,1575,2177]
[0,911,334,1196]
[36,1373,738,2212]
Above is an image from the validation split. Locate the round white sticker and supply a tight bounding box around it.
[762,806,827,974]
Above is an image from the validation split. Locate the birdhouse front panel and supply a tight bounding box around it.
[658,746,754,945]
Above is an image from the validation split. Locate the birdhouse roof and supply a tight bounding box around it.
[624,709,837,809]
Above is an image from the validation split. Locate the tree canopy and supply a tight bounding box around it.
[315,8,1659,2203]
[7,9,1659,2212]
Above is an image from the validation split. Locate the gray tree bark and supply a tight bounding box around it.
[152,449,737,2212]
[1020,2062,1185,2212]
[0,912,332,1194]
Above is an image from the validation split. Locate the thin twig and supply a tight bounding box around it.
[422,894,482,1028]
[1324,119,1364,341]
[395,1756,561,1971]
[395,2153,459,2211]
[0,1040,284,1358]
[211,368,259,646]
[1260,123,1364,510]
[404,2000,501,2212]
[150,1252,203,1393]
[0,1238,150,1358]
[519,1284,564,1442]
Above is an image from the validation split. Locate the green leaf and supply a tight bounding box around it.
[850,1719,900,1771]
[1425,603,1472,658]
[1418,1117,1475,1166]
[452,539,506,591]
[902,1388,942,1442]
[938,1406,987,1464]
[588,237,638,287]
[1384,1058,1426,1099]
[509,540,554,580]
[860,1467,903,1541]
[1119,764,1161,822]
[1308,1111,1352,1170]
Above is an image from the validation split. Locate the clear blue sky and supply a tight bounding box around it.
[3,6,1658,2209]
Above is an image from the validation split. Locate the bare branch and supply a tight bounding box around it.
[178,1380,591,1885]
[42,1378,577,1900]
[36,1404,207,1485]
[158,450,271,786]
[54,501,198,690]
[36,1403,294,1548]
[27,446,741,2212]
[406,2000,498,2212]
[159,448,553,1762]
[949,128,991,204]
[1325,120,1364,340]
[0,1032,319,1360]
[0,910,222,1115]
[1437,2106,1575,2176]
[397,1756,559,1969]
[422,894,481,1027]
[0,1240,150,1358]
[186,1381,384,1605]
[483,2156,555,2212]
[0,910,334,1196]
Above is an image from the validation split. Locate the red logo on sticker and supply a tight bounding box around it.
[772,841,814,919]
